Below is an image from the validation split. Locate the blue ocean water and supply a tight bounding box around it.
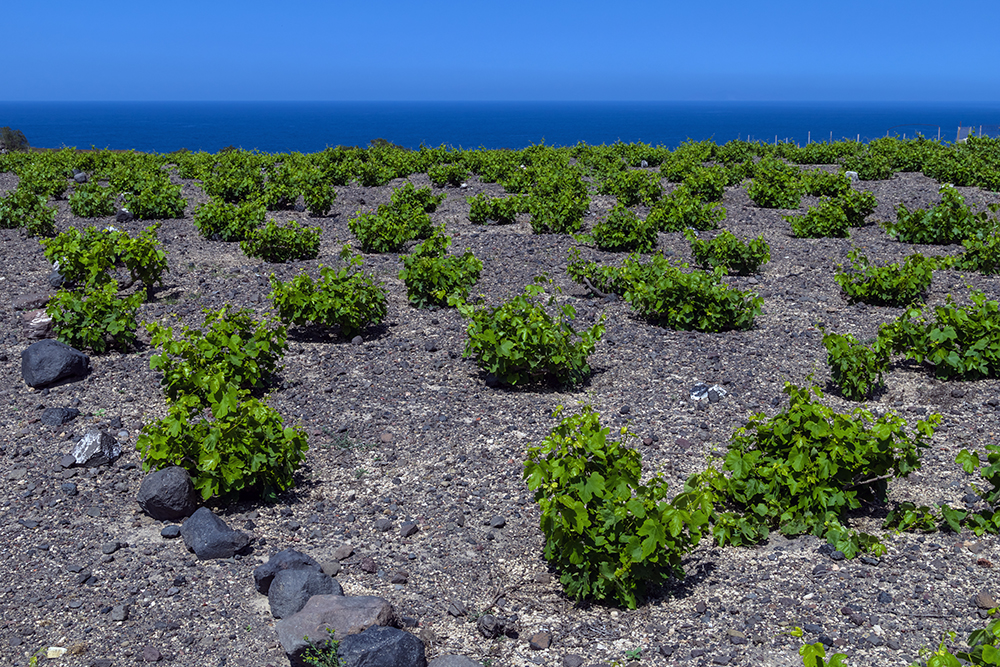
[1,101,999,154]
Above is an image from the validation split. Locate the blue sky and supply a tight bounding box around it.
[4,0,999,101]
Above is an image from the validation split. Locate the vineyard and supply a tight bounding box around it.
[0,136,999,666]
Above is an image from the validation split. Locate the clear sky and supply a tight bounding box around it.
[4,0,999,102]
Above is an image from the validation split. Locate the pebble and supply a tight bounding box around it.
[529,632,551,650]
[111,604,129,621]
[160,525,181,539]
[61,482,78,496]
[489,516,506,528]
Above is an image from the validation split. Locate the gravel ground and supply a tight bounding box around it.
[0,160,999,667]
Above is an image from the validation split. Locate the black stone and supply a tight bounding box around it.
[21,339,89,389]
[254,548,324,595]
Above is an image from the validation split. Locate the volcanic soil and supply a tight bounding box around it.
[1,158,999,667]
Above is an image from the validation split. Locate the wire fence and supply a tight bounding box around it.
[957,125,1000,141]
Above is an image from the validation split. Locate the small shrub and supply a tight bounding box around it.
[69,181,117,218]
[0,188,56,237]
[146,306,287,403]
[391,182,446,212]
[40,224,168,290]
[883,184,995,245]
[428,162,469,187]
[686,381,938,558]
[786,198,851,238]
[467,193,525,224]
[822,329,889,400]
[800,169,851,197]
[686,229,770,275]
[122,174,187,219]
[591,205,658,253]
[953,234,1000,274]
[349,188,435,253]
[47,282,144,353]
[600,169,663,206]
[834,249,936,306]
[747,157,803,209]
[682,165,727,202]
[839,189,878,226]
[527,168,589,234]
[136,387,308,501]
[240,219,321,263]
[646,186,725,232]
[523,405,710,608]
[269,246,388,339]
[842,149,894,180]
[880,290,1000,380]
[398,226,483,308]
[456,278,604,387]
[193,199,266,242]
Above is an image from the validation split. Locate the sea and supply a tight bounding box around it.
[1,101,999,154]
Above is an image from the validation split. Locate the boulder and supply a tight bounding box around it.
[116,209,133,223]
[21,309,54,340]
[21,339,89,388]
[254,548,324,595]
[72,429,121,466]
[268,568,342,619]
[136,466,199,520]
[40,407,80,427]
[73,172,88,184]
[338,625,426,667]
[180,507,250,560]
[275,595,396,665]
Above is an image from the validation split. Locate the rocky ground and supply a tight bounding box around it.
[1,159,999,667]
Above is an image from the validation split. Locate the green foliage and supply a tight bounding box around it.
[883,185,995,245]
[47,281,144,353]
[527,168,589,234]
[467,193,525,224]
[821,329,889,400]
[121,172,187,219]
[800,642,847,667]
[686,381,938,558]
[953,234,1000,274]
[302,628,344,667]
[201,151,266,203]
[591,205,658,253]
[786,198,851,238]
[686,229,770,275]
[842,147,895,180]
[240,219,321,263]
[600,169,663,206]
[880,290,1000,380]
[269,246,387,339]
[801,169,851,197]
[0,187,56,236]
[40,224,168,290]
[136,386,308,501]
[69,181,117,218]
[348,184,437,252]
[455,278,604,387]
[839,188,879,226]
[428,162,469,187]
[398,226,483,308]
[193,199,265,242]
[682,165,727,202]
[0,126,29,151]
[747,157,803,209]
[645,186,725,232]
[567,252,761,332]
[390,181,446,212]
[834,249,937,306]
[146,306,287,403]
[524,405,710,608]
[902,617,1000,667]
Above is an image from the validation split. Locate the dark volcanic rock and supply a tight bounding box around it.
[337,625,426,667]
[72,430,121,466]
[275,595,396,666]
[40,406,80,426]
[255,548,324,595]
[136,466,199,520]
[179,507,250,560]
[268,568,342,619]
[21,339,89,388]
